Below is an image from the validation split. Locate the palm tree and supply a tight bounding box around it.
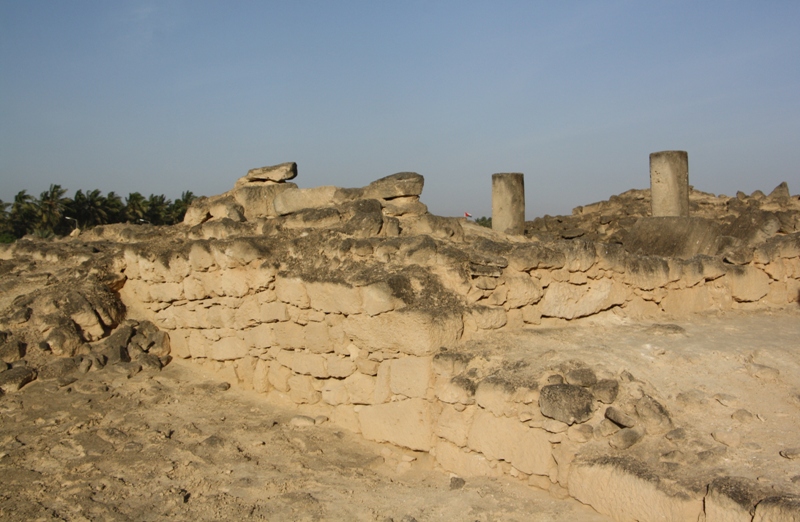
[11,190,36,238]
[169,190,196,224]
[35,184,69,235]
[0,199,12,241]
[104,191,125,224]
[125,192,148,223]
[67,189,111,229]
[145,194,170,225]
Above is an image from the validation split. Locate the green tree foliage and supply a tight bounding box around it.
[0,199,13,243]
[145,194,170,226]
[66,189,109,229]
[11,190,37,238]
[125,192,148,223]
[475,216,492,228]
[1,186,199,241]
[170,191,196,223]
[35,184,69,235]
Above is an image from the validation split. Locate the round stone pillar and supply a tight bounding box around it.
[492,173,525,235]
[650,150,689,217]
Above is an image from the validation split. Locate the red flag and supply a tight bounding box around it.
[464,212,472,218]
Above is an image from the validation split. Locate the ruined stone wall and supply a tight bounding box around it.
[114,228,800,521]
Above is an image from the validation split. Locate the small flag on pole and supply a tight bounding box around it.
[464,212,472,218]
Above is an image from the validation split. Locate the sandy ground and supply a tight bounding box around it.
[0,356,608,521]
[2,308,799,521]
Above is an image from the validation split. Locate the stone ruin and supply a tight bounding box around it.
[1,156,800,521]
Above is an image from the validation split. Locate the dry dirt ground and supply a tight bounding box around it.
[0,355,608,521]
[2,308,799,521]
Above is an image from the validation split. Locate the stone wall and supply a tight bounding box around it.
[114,225,800,522]
[4,166,800,520]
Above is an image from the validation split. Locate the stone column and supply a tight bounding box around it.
[650,150,689,217]
[492,173,525,235]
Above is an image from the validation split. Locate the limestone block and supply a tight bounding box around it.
[274,321,306,349]
[187,329,209,358]
[561,240,597,272]
[274,349,293,367]
[332,404,361,433]
[521,305,542,324]
[321,379,349,406]
[389,356,433,398]
[263,364,292,395]
[622,296,661,319]
[273,186,342,216]
[355,356,380,376]
[344,311,463,357]
[539,384,594,425]
[275,277,310,308]
[153,254,191,283]
[216,268,250,298]
[363,172,424,199]
[240,161,297,183]
[123,278,153,303]
[766,281,789,304]
[147,282,184,303]
[726,266,770,302]
[436,404,477,447]
[486,285,508,307]
[508,243,566,271]
[568,458,703,522]
[169,329,191,359]
[467,409,552,476]
[69,308,105,342]
[207,336,248,361]
[553,440,580,487]
[283,207,342,229]
[434,375,477,405]
[661,283,732,316]
[374,360,392,404]
[435,439,502,478]
[290,352,328,378]
[231,296,260,330]
[705,476,766,522]
[753,495,800,521]
[208,197,245,222]
[205,304,236,329]
[136,256,159,282]
[502,273,544,308]
[288,374,321,404]
[539,280,628,320]
[358,398,435,451]
[237,323,275,350]
[325,355,356,378]
[470,306,507,330]
[187,242,216,271]
[474,379,516,417]
[260,301,288,323]
[253,359,271,393]
[624,256,673,290]
[431,352,470,379]
[305,281,363,315]
[344,372,377,405]
[361,282,399,316]
[183,275,210,301]
[123,248,142,279]
[304,322,334,354]
[234,356,257,390]
[381,197,428,217]
[231,182,296,220]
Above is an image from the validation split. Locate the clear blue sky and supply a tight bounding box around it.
[2,1,798,218]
